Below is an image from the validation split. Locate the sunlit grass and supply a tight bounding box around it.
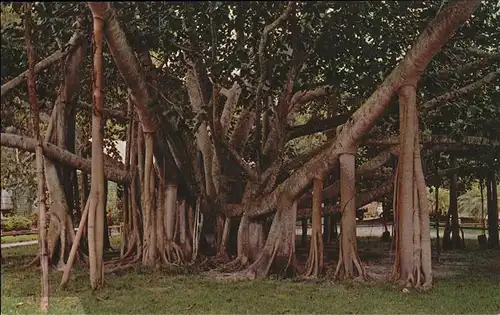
[1,234,38,244]
[1,238,499,314]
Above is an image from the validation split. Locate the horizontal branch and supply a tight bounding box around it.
[434,52,500,80]
[297,180,393,219]
[298,146,398,208]
[365,135,500,147]
[1,32,83,97]
[422,70,499,111]
[287,112,351,140]
[0,133,131,183]
[297,164,485,219]
[290,85,334,108]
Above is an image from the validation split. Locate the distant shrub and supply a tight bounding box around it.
[1,215,32,232]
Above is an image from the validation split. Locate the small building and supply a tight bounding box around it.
[1,189,14,218]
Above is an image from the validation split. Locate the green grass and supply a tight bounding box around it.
[1,240,499,314]
[1,234,38,244]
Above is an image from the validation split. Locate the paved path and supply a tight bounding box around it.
[1,240,38,249]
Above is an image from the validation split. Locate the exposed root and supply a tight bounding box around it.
[334,240,368,281]
[106,261,141,274]
[216,255,249,273]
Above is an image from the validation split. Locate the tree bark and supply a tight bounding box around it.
[392,84,432,289]
[303,177,324,278]
[238,198,298,279]
[0,133,130,183]
[487,171,499,248]
[335,149,366,280]
[443,155,463,249]
[24,4,49,310]
[87,12,106,289]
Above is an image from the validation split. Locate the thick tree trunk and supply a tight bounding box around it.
[392,84,432,289]
[335,150,367,280]
[238,198,298,279]
[487,171,499,248]
[304,177,324,278]
[87,13,106,289]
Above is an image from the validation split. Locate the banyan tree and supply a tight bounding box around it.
[1,0,499,310]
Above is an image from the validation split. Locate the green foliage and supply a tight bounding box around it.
[0,1,499,203]
[107,182,121,225]
[458,181,500,219]
[427,186,450,215]
[1,215,32,232]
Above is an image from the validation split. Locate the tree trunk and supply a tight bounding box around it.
[301,219,308,247]
[435,185,441,261]
[487,171,499,248]
[335,150,366,280]
[87,13,106,289]
[304,177,324,278]
[216,217,231,262]
[103,180,111,250]
[61,199,90,287]
[142,132,157,267]
[24,4,49,310]
[451,155,462,249]
[238,198,298,279]
[392,84,432,289]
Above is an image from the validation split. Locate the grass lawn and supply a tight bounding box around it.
[1,234,38,244]
[1,239,499,314]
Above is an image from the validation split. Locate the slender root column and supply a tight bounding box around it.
[60,199,90,287]
[87,11,106,289]
[335,147,367,281]
[25,3,49,309]
[392,84,432,289]
[303,177,324,278]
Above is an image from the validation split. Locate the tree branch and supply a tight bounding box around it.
[87,3,157,132]
[0,133,130,183]
[297,164,485,218]
[287,85,335,122]
[421,70,499,111]
[220,82,242,136]
[433,52,500,80]
[286,112,352,140]
[220,139,260,182]
[365,135,500,147]
[224,0,481,219]
[254,1,296,109]
[1,32,84,97]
